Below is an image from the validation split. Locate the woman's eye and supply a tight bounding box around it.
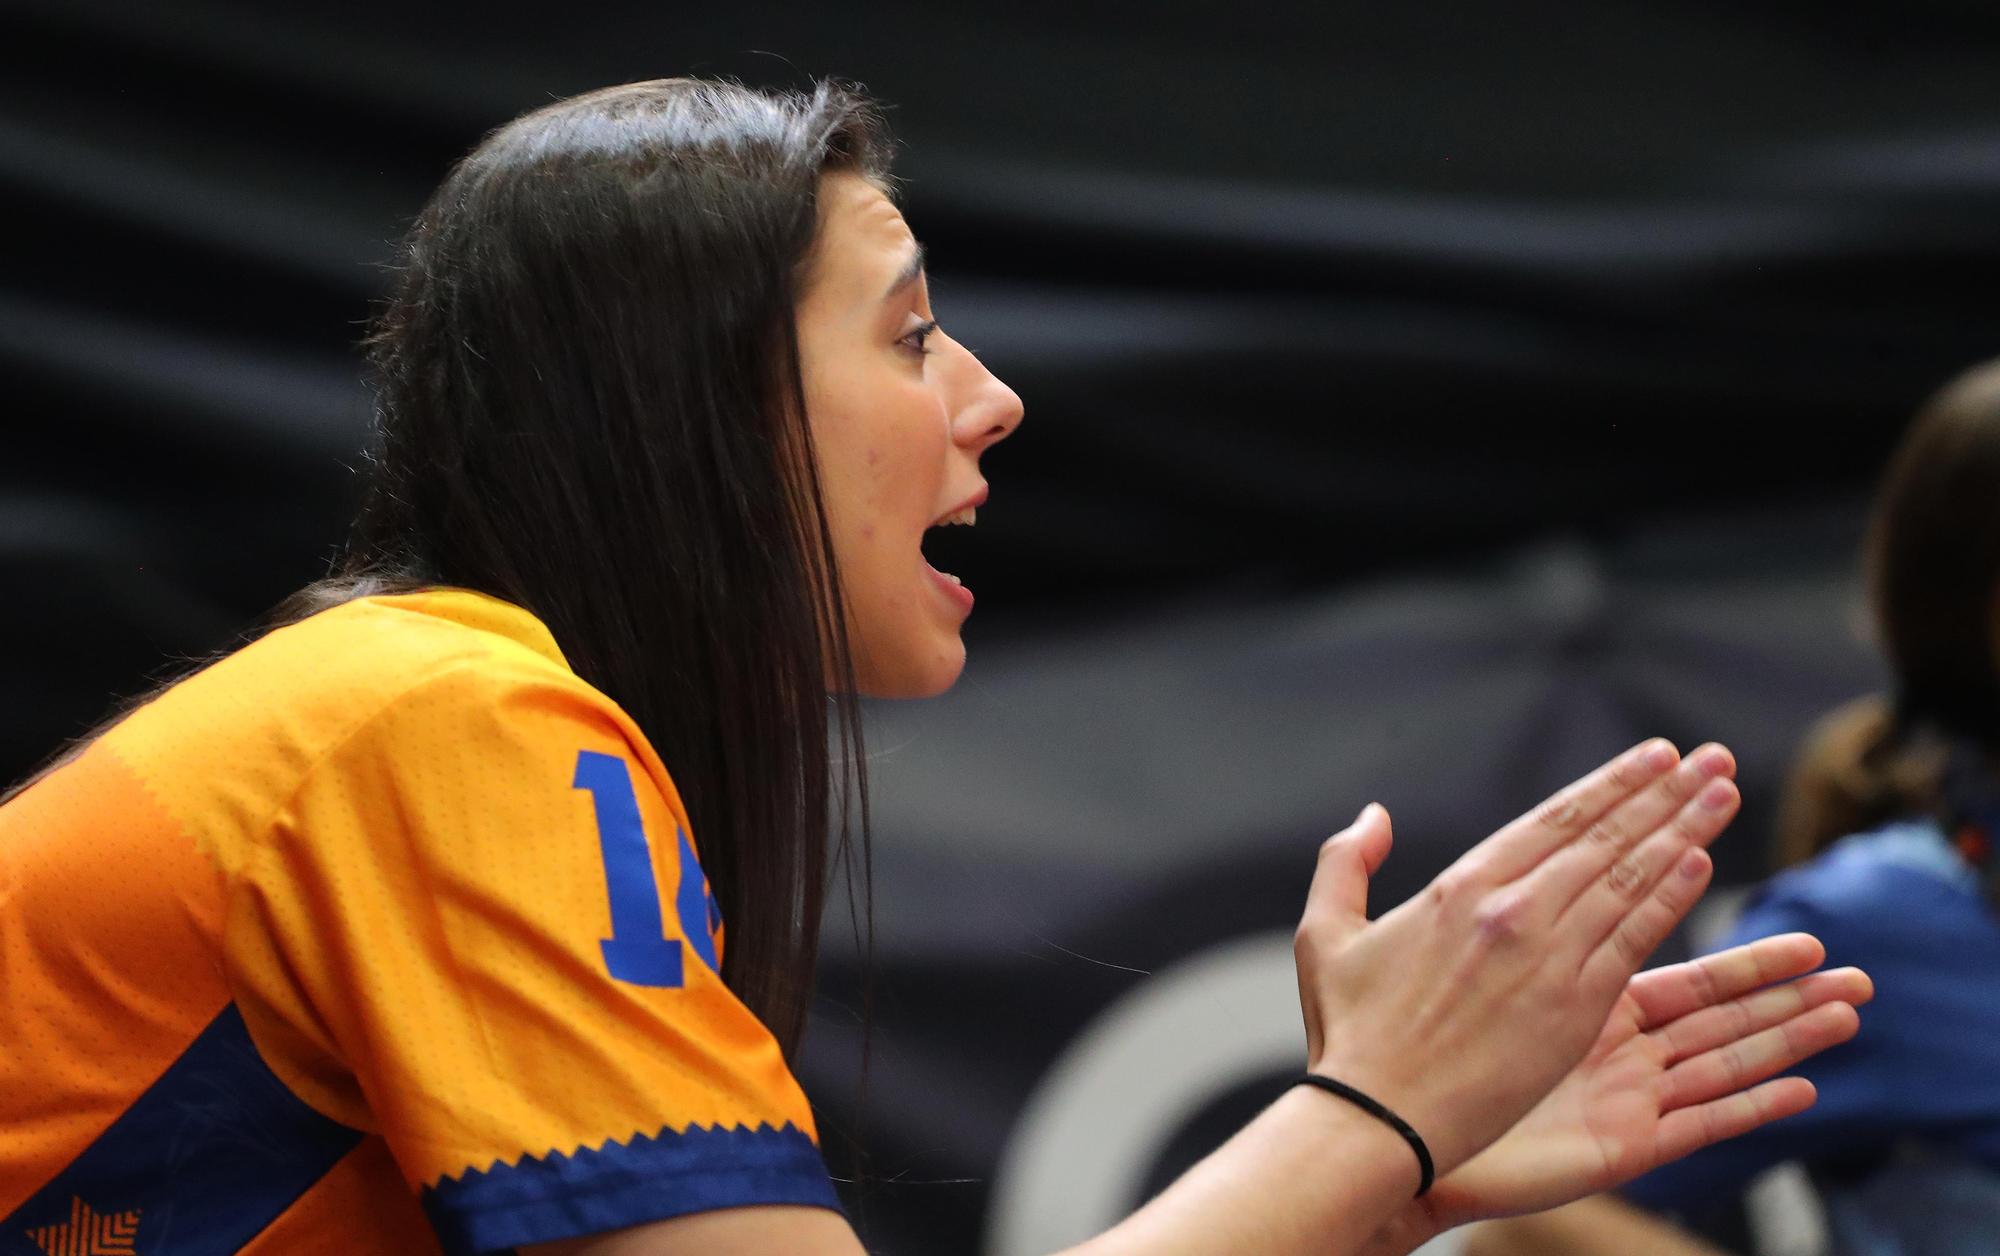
[899,319,939,356]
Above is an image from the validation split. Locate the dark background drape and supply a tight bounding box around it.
[7,3,1999,1251]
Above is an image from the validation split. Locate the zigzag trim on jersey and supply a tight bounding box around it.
[421,1121,839,1254]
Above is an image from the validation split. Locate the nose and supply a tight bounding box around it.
[941,333,1023,454]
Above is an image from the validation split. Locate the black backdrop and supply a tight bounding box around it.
[7,3,2000,1252]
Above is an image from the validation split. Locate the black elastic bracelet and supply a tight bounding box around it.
[1292,1073,1435,1198]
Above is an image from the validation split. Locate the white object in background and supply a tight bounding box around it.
[986,933,1307,1256]
[1745,1161,1830,1256]
[1408,1228,1466,1255]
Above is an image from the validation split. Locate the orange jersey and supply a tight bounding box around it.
[0,589,836,1253]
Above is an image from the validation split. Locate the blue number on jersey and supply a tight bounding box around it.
[572,750,720,987]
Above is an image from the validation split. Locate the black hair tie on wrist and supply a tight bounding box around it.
[1292,1073,1435,1198]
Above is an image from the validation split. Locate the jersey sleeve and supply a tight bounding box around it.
[223,659,841,1254]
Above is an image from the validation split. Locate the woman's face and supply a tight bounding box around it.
[796,172,1024,698]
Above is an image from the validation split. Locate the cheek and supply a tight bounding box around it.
[810,371,948,549]
[854,422,946,518]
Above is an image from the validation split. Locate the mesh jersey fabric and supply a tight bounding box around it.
[1624,819,2000,1248]
[0,588,839,1254]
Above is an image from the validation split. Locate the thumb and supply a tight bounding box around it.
[1306,803,1394,935]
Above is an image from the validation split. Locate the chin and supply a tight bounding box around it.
[852,635,966,700]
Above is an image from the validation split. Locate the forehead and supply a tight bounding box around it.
[804,172,915,301]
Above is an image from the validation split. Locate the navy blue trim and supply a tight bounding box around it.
[421,1122,841,1255]
[2,1003,362,1254]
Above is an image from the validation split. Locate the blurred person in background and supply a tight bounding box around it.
[0,79,1872,1256]
[1464,360,2000,1256]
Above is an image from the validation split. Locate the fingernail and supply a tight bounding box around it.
[1641,739,1676,771]
[1699,780,1736,810]
[1678,849,1707,879]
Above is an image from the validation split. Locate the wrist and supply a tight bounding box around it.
[1362,1200,1445,1256]
[1280,1082,1425,1203]
[1070,1087,1432,1256]
[1291,1072,1435,1198]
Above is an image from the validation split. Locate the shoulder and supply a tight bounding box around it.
[132,588,605,748]
[276,592,698,852]
[1802,819,1981,897]
[280,591,677,813]
[262,587,582,709]
[106,589,668,850]
[1757,819,1978,915]
[1724,818,1993,965]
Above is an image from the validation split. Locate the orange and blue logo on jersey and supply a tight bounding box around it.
[4,1003,363,1253]
[26,1197,139,1255]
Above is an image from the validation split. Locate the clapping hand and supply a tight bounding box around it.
[1413,933,1870,1232]
[1296,739,1753,1181]
[1292,738,1874,1254]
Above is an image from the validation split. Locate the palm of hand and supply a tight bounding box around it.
[1427,991,1667,1224]
[1418,936,1868,1232]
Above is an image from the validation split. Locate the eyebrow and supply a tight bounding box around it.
[883,243,927,301]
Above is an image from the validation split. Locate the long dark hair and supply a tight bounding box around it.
[16,79,891,1056]
[348,78,893,1053]
[1777,360,2000,867]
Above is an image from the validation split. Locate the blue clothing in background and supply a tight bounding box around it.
[1625,820,2000,1252]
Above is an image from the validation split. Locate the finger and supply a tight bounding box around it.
[1628,934,1827,1030]
[1654,1077,1818,1165]
[1561,777,1740,958]
[1471,739,1679,885]
[1658,967,1874,1065]
[1660,1001,1861,1112]
[1297,805,1393,1065]
[1303,804,1395,938]
[1529,744,1735,916]
[1579,846,1713,995]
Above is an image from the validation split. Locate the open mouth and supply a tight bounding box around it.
[922,502,979,602]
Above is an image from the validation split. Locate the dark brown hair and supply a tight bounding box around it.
[1776,360,2000,866]
[13,79,892,1056]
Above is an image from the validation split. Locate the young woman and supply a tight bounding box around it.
[0,79,1871,1256]
[1464,362,2000,1255]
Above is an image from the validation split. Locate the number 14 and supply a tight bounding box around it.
[572,750,721,988]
